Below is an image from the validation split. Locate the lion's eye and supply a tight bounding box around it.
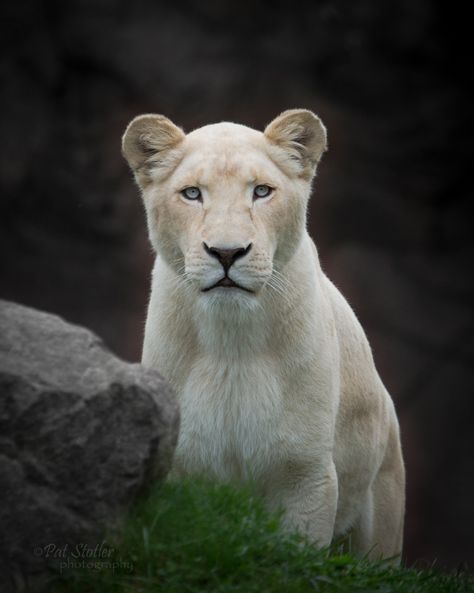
[181,187,201,201]
[253,185,273,199]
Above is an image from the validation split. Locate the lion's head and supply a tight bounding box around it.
[122,109,326,306]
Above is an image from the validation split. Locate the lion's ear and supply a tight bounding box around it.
[122,114,185,185]
[264,109,327,180]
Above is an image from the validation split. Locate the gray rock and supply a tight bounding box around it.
[0,300,179,592]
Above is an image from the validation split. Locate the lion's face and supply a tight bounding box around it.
[122,110,327,304]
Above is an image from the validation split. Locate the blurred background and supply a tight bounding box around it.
[1,0,472,569]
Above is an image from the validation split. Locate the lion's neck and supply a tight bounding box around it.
[191,298,271,359]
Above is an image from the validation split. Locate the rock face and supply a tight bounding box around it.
[0,300,179,592]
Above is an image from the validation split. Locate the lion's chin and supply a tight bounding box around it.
[198,284,260,314]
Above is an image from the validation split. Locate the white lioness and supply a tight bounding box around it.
[122,109,405,559]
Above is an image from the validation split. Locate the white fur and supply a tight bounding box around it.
[122,110,405,560]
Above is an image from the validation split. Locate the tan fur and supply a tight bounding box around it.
[122,109,405,560]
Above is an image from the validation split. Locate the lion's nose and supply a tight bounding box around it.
[203,242,252,272]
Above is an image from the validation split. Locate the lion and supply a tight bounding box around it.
[122,109,405,560]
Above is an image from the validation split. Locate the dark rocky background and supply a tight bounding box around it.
[1,0,472,569]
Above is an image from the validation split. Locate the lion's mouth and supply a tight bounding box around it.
[202,276,253,293]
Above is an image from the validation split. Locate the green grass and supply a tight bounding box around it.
[50,479,472,593]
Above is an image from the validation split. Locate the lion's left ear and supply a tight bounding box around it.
[264,109,327,180]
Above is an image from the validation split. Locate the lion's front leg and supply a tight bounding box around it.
[265,460,339,547]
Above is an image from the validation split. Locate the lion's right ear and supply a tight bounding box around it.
[122,114,185,186]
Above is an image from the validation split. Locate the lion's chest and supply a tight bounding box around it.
[172,355,284,482]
